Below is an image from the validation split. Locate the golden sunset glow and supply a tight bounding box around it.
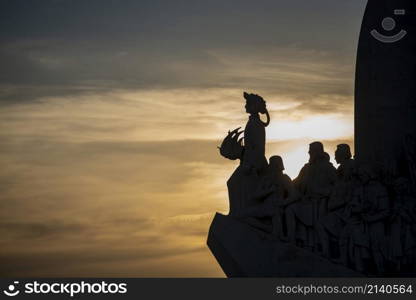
[267,115,353,142]
[266,114,353,177]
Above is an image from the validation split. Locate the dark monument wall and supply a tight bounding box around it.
[355,0,416,177]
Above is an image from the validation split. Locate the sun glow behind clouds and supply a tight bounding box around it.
[279,146,309,179]
[267,114,353,141]
[265,114,354,178]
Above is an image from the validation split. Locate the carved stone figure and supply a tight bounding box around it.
[267,156,298,240]
[335,144,355,182]
[219,93,270,216]
[232,156,298,238]
[286,142,337,251]
[339,165,389,273]
[389,178,416,270]
[241,92,269,174]
[317,144,356,258]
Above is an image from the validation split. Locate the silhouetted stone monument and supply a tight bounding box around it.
[207,0,416,277]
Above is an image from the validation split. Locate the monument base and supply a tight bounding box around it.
[207,213,362,277]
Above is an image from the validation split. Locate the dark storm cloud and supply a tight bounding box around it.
[0,0,365,103]
[0,0,364,46]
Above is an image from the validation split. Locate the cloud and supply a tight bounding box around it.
[0,41,356,109]
[0,87,354,151]
[0,0,365,105]
[0,211,220,277]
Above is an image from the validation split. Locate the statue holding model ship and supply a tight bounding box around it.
[207,0,416,277]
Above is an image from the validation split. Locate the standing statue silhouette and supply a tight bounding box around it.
[219,92,270,216]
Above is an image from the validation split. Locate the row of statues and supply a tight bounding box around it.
[220,93,416,275]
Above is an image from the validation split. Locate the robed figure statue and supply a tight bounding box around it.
[219,92,270,215]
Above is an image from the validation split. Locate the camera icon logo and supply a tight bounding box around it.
[3,281,20,297]
[371,9,407,43]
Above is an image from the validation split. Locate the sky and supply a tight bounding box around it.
[0,0,366,277]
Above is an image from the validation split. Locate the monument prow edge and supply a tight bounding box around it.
[207,213,362,278]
